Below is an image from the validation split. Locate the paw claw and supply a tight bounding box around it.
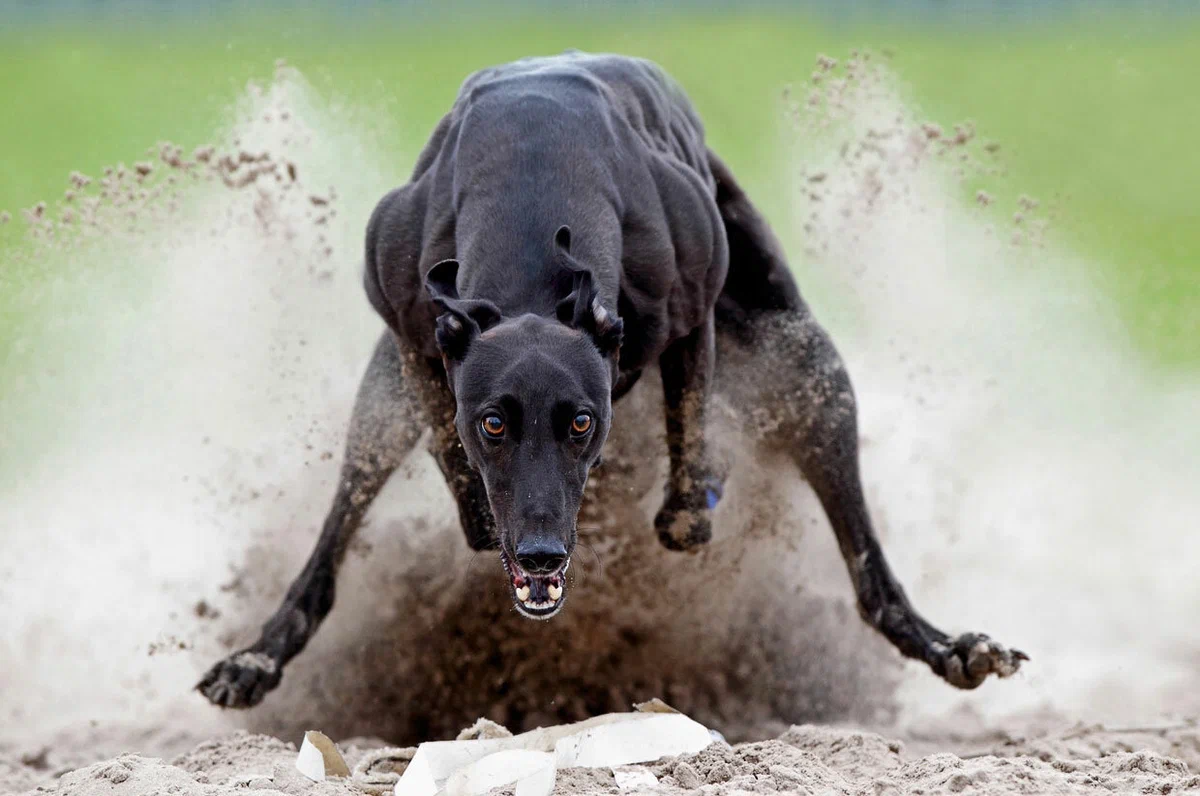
[196,649,282,709]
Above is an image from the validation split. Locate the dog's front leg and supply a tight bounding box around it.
[655,314,725,551]
[197,332,424,708]
[423,361,497,552]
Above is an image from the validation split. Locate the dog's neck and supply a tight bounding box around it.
[453,193,621,320]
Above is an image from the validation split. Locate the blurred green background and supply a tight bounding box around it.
[1,3,1197,380]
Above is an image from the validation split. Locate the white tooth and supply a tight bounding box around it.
[515,586,530,602]
[548,584,562,601]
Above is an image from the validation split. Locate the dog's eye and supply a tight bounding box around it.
[570,413,593,436]
[481,415,505,438]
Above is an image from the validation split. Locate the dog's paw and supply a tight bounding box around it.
[655,473,724,552]
[195,649,283,709]
[933,632,1028,689]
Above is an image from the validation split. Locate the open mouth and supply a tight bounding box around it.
[500,550,569,620]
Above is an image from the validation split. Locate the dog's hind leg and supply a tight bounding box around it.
[727,313,1027,688]
[710,149,1027,689]
[197,331,425,708]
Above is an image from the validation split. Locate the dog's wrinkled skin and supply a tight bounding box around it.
[198,52,1026,709]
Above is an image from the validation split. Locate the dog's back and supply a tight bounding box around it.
[375,51,728,369]
[452,51,712,179]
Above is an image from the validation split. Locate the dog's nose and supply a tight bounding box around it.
[516,539,567,574]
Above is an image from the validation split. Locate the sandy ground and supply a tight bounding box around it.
[5,718,1200,795]
[3,55,1199,795]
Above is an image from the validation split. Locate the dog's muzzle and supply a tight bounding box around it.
[501,550,569,620]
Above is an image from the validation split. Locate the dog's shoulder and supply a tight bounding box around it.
[363,175,454,356]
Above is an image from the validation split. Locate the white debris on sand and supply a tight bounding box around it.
[295,731,351,783]
[394,707,712,796]
[443,750,556,796]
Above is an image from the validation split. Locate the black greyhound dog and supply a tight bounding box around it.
[198,51,1026,709]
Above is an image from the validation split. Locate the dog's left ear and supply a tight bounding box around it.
[555,268,623,358]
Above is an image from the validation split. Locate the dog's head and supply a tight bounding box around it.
[425,226,623,619]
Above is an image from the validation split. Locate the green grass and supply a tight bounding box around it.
[2,9,1198,374]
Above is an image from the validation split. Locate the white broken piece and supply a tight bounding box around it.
[612,765,659,791]
[295,737,325,782]
[295,730,351,782]
[554,714,712,768]
[444,750,555,796]
[395,710,712,796]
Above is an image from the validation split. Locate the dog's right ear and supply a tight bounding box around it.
[425,259,502,361]
[554,268,623,359]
